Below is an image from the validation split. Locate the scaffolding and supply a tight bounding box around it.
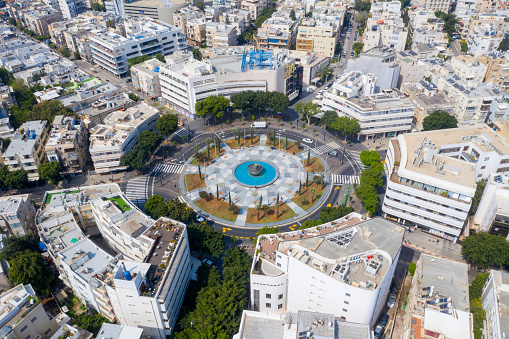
[240,50,277,72]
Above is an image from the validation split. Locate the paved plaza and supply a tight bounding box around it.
[181,142,330,226]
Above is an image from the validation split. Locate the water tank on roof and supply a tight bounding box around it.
[124,269,132,281]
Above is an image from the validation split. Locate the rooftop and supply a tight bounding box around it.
[0,284,38,329]
[0,194,27,215]
[492,270,509,336]
[96,323,143,339]
[3,120,46,157]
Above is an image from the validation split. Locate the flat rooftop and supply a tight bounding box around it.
[96,323,143,339]
[4,120,46,157]
[0,195,26,215]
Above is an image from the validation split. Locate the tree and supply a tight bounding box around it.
[165,198,196,223]
[255,5,276,27]
[360,163,384,187]
[321,110,337,129]
[120,144,148,170]
[352,42,364,57]
[267,91,290,113]
[138,131,163,152]
[359,150,381,167]
[230,90,257,113]
[5,169,28,189]
[205,137,212,160]
[222,247,251,287]
[461,41,468,52]
[332,116,361,140]
[106,20,115,28]
[187,223,224,257]
[0,233,41,261]
[316,65,333,82]
[155,53,165,63]
[73,51,81,60]
[9,250,54,295]
[8,17,16,26]
[498,34,509,52]
[128,92,140,102]
[252,226,280,244]
[74,314,110,336]
[355,0,371,11]
[435,11,458,37]
[319,206,354,223]
[195,95,230,125]
[38,161,61,185]
[195,0,205,11]
[299,219,322,230]
[295,101,320,127]
[423,110,458,131]
[0,67,11,85]
[469,272,490,300]
[356,183,379,215]
[290,9,296,20]
[144,195,167,219]
[192,49,202,61]
[469,178,487,216]
[462,232,509,269]
[91,2,104,11]
[156,114,179,135]
[57,47,71,58]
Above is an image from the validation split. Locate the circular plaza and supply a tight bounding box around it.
[180,135,330,227]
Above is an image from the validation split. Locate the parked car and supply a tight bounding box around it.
[303,138,314,144]
[315,94,323,99]
[351,52,354,57]
[196,214,205,223]
[328,150,338,157]
[387,293,396,308]
[202,259,215,268]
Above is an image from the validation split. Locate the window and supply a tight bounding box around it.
[266,303,271,308]
[342,308,348,312]
[345,293,351,297]
[344,301,349,305]
[278,294,283,300]
[31,316,37,322]
[45,329,51,335]
[278,304,283,309]
[485,157,490,161]
[266,294,271,299]
[20,325,28,332]
[481,166,486,169]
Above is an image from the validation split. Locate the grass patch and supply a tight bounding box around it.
[245,202,295,223]
[185,174,206,191]
[45,190,80,203]
[302,157,325,172]
[225,136,260,149]
[194,196,240,222]
[291,181,326,211]
[107,196,132,212]
[190,148,225,165]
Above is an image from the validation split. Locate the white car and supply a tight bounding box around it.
[303,138,314,144]
[196,214,205,223]
[387,293,396,308]
[315,94,323,99]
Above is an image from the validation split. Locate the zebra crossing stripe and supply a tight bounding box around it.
[178,196,185,203]
[153,164,183,174]
[331,175,360,184]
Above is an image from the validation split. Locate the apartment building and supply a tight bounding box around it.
[96,323,143,339]
[468,25,505,56]
[122,0,188,25]
[250,214,403,328]
[90,17,185,76]
[383,125,509,240]
[289,50,329,87]
[473,172,509,237]
[481,270,509,339]
[322,71,414,140]
[255,18,296,50]
[477,53,509,90]
[45,115,88,177]
[131,58,165,98]
[220,8,251,34]
[488,100,509,124]
[57,0,89,19]
[0,284,61,339]
[160,49,301,119]
[6,0,62,36]
[240,0,267,20]
[0,194,35,236]
[80,93,136,126]
[206,22,238,47]
[450,55,488,88]
[404,255,472,339]
[363,17,408,52]
[2,120,48,181]
[296,20,339,59]
[89,103,158,174]
[346,46,400,93]
[413,0,450,12]
[173,5,206,43]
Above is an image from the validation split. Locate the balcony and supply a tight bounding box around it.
[461,151,478,163]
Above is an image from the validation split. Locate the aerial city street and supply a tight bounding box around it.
[0,0,505,337]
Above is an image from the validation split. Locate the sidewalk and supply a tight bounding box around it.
[360,137,391,151]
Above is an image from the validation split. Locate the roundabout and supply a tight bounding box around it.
[180,138,331,227]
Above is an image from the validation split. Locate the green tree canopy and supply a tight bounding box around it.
[469,272,490,300]
[255,5,276,27]
[120,144,148,170]
[74,314,111,336]
[435,11,458,36]
[299,219,322,230]
[319,206,354,223]
[469,178,487,216]
[138,130,163,153]
[423,110,458,131]
[360,163,384,187]
[290,9,296,20]
[321,110,338,129]
[253,226,280,244]
[295,101,320,127]
[359,150,381,167]
[195,95,230,122]
[128,55,153,69]
[156,113,179,136]
[356,183,379,215]
[192,49,202,61]
[155,53,166,63]
[165,198,196,223]
[462,232,509,269]
[222,247,251,287]
[355,0,371,11]
[352,42,364,57]
[38,161,61,185]
[187,223,224,258]
[9,250,54,295]
[5,169,28,189]
[0,67,12,85]
[57,47,71,58]
[332,116,361,140]
[73,51,81,60]
[195,0,204,11]
[498,34,509,52]
[267,91,290,112]
[0,233,41,261]
[144,195,167,220]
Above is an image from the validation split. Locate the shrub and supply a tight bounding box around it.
[300,197,310,206]
[199,191,209,200]
[228,204,240,214]
[408,262,416,276]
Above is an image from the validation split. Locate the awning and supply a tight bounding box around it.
[311,76,322,83]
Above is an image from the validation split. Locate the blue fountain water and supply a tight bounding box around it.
[234,161,277,186]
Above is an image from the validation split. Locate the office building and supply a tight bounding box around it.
[404,255,472,339]
[2,120,48,181]
[481,270,509,339]
[383,125,509,240]
[90,17,185,76]
[89,103,158,174]
[45,115,88,177]
[131,58,165,98]
[322,71,414,140]
[250,213,403,328]
[0,194,36,236]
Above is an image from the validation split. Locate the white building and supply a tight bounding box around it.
[321,71,414,140]
[131,58,165,98]
[450,55,488,88]
[2,120,48,181]
[96,323,143,339]
[90,18,185,76]
[404,255,473,339]
[89,103,158,174]
[0,194,36,236]
[159,49,300,119]
[473,172,509,237]
[481,270,509,339]
[57,0,89,19]
[468,25,505,56]
[362,18,408,52]
[250,213,403,328]
[413,0,450,12]
[383,125,509,240]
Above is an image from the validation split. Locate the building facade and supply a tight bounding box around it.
[0,194,36,236]
[131,58,165,98]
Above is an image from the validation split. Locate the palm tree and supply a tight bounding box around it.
[317,65,333,82]
[205,137,212,160]
[232,127,238,141]
[215,137,221,153]
[311,187,316,202]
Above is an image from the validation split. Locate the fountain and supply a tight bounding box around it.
[248,163,264,176]
[234,161,279,187]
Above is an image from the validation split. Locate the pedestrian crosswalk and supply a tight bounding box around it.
[152,163,184,174]
[125,176,148,207]
[331,175,360,184]
[177,196,186,203]
[175,128,192,138]
[349,151,366,170]
[314,142,342,155]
